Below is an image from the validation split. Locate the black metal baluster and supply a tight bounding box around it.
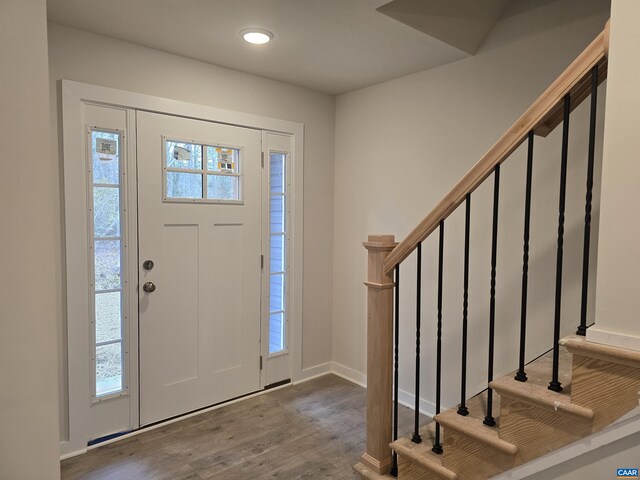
[549,93,571,393]
[484,164,500,427]
[515,131,535,382]
[433,221,444,454]
[458,194,471,416]
[412,243,423,443]
[391,265,400,477]
[577,65,599,336]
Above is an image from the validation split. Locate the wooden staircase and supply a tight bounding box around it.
[351,20,640,480]
[355,336,640,479]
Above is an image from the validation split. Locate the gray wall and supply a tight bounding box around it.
[0,1,61,478]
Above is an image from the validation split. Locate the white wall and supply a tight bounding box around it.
[589,0,640,350]
[333,0,611,411]
[0,1,61,478]
[47,23,335,441]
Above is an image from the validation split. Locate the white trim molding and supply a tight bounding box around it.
[331,362,367,388]
[294,362,333,384]
[397,389,437,419]
[587,327,640,352]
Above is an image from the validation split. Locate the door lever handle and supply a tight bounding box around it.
[143,281,156,293]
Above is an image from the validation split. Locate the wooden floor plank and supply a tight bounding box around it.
[61,375,417,480]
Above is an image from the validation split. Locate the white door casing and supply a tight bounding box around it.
[137,112,262,425]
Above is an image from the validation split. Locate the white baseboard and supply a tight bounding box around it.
[586,327,640,352]
[398,388,437,419]
[295,361,367,388]
[330,361,367,388]
[60,447,87,461]
[293,362,332,384]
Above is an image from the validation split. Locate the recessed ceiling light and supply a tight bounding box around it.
[240,28,274,45]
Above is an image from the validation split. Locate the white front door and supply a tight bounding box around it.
[136,111,262,425]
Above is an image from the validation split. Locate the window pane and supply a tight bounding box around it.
[92,131,120,185]
[270,234,285,273]
[93,187,120,237]
[166,172,203,199]
[269,312,285,353]
[96,343,122,396]
[94,240,121,290]
[207,146,239,173]
[207,174,239,201]
[165,141,202,170]
[95,292,122,343]
[270,196,285,233]
[270,153,285,193]
[268,151,287,355]
[270,273,285,312]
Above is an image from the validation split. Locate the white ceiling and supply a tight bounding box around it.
[46,0,507,95]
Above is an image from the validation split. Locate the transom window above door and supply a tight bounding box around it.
[163,138,243,203]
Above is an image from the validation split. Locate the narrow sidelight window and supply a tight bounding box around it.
[269,152,288,354]
[89,129,127,399]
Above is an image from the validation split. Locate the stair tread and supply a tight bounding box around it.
[391,437,457,480]
[451,347,572,426]
[561,335,640,369]
[490,376,594,420]
[435,409,517,455]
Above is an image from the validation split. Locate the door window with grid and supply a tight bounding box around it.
[164,139,242,203]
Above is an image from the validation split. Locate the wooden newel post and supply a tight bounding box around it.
[361,234,397,474]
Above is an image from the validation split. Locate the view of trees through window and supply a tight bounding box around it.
[91,130,124,397]
[165,141,240,201]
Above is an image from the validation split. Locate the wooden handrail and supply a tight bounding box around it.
[383,24,609,275]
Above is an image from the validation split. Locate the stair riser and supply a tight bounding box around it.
[571,354,640,431]
[392,436,458,480]
[442,430,515,480]
[398,455,442,480]
[498,396,592,464]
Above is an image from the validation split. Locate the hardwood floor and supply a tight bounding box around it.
[61,374,418,480]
